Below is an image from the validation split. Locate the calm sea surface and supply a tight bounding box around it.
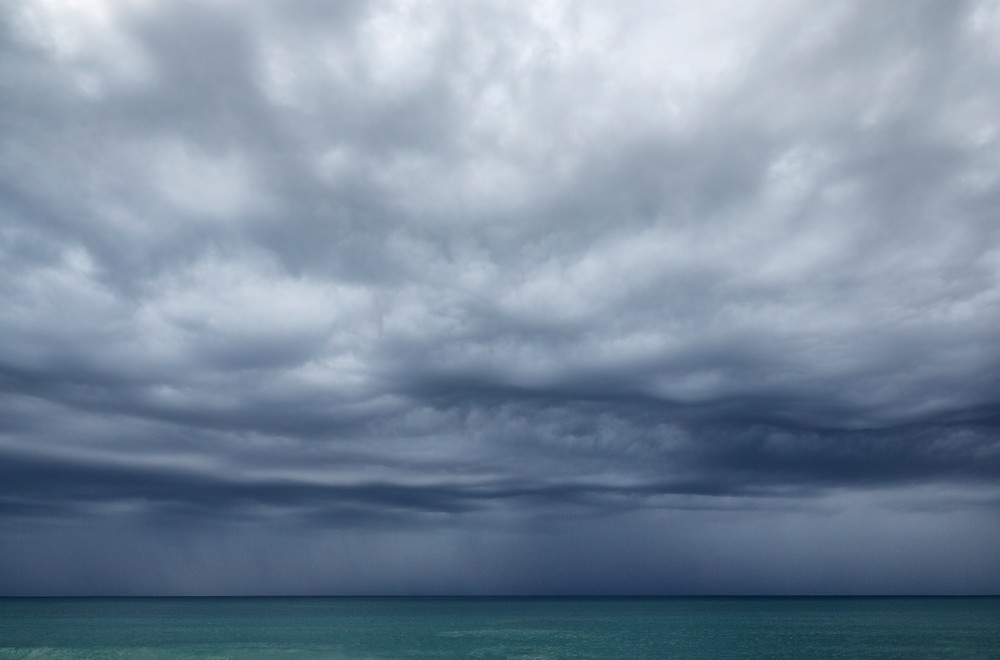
[1,597,998,659]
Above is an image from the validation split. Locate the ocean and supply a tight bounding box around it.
[1,596,998,658]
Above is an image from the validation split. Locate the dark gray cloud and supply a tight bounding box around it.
[1,0,1000,595]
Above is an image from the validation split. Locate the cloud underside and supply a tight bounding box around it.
[1,0,999,593]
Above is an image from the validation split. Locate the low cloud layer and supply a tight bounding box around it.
[2,0,1000,595]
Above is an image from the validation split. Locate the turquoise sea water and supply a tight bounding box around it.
[1,597,998,659]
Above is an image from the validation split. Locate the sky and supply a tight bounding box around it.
[1,0,999,596]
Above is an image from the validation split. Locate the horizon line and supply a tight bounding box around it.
[4,594,999,599]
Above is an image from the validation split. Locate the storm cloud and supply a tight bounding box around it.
[2,0,1000,595]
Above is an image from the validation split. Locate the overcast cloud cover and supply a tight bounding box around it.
[2,0,1000,595]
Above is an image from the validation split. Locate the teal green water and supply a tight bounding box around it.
[1,597,998,659]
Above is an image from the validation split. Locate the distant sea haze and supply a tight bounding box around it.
[2,596,999,658]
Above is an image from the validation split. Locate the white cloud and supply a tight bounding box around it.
[2,0,1000,594]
